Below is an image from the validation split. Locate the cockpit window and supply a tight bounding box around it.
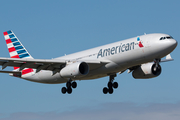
[166,36,173,39]
[160,36,173,40]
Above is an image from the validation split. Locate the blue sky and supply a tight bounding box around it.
[0,0,180,120]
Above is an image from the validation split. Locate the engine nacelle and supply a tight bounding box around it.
[60,62,89,78]
[132,63,161,79]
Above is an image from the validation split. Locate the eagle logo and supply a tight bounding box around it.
[137,37,144,48]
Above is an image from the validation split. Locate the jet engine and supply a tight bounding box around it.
[60,62,89,78]
[132,63,161,79]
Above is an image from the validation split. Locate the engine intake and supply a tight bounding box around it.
[132,63,161,79]
[60,62,89,78]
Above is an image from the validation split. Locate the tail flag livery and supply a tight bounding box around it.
[3,30,33,59]
[3,30,34,75]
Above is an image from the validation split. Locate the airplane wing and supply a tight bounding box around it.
[0,57,66,71]
[0,57,108,72]
[1,30,109,74]
[160,54,174,62]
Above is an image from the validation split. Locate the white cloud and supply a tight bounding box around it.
[1,102,180,120]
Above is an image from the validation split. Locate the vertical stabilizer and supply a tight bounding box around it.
[3,30,33,59]
[3,30,34,76]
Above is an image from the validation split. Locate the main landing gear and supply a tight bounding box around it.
[61,80,77,94]
[61,74,118,94]
[103,74,118,94]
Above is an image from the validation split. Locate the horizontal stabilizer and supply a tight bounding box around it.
[0,70,21,77]
[0,70,21,74]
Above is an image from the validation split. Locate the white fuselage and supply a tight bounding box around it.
[22,33,177,84]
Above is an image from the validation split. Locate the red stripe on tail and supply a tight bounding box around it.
[6,39,12,44]
[8,47,16,52]
[3,32,8,36]
[11,55,20,58]
[11,55,20,70]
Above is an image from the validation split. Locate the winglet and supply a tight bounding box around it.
[161,54,174,62]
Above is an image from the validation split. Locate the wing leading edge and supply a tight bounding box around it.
[0,57,108,73]
[0,57,66,71]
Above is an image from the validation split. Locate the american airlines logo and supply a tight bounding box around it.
[137,37,144,48]
[97,37,144,58]
[97,42,135,58]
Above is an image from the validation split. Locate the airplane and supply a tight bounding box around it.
[0,30,177,94]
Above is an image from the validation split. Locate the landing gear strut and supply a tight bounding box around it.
[103,74,118,94]
[61,80,77,94]
[154,59,161,71]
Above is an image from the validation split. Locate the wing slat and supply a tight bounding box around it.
[0,57,66,71]
[0,57,109,72]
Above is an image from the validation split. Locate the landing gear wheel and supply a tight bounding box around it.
[113,82,118,89]
[67,87,72,94]
[66,81,71,88]
[108,82,113,88]
[103,87,108,94]
[109,88,114,94]
[103,74,118,94]
[72,82,77,88]
[61,87,67,94]
[61,80,78,94]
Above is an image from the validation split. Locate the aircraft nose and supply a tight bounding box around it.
[170,39,178,49]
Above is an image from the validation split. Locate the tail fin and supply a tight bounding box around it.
[3,30,33,59]
[3,30,34,72]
